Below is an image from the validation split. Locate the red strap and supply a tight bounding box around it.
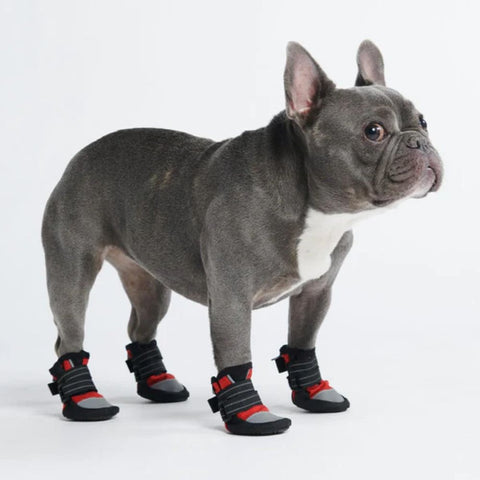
[306,380,332,398]
[71,391,103,403]
[146,373,175,387]
[63,360,73,371]
[63,358,88,369]
[218,375,233,390]
[237,404,268,421]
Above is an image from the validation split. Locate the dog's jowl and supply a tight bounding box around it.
[42,40,443,435]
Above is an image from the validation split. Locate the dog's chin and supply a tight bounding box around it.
[411,167,438,199]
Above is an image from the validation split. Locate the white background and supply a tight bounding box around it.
[1,1,479,479]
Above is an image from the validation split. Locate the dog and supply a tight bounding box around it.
[42,40,443,435]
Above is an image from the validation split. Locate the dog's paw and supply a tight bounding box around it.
[292,380,350,413]
[137,373,189,403]
[225,407,291,436]
[209,363,291,436]
[63,392,120,421]
[125,340,189,403]
[48,351,120,422]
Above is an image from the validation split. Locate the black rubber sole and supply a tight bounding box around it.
[225,417,292,436]
[137,381,190,403]
[292,390,350,413]
[62,401,120,421]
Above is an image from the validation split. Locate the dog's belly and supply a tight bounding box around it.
[105,245,210,306]
[108,207,387,310]
[253,279,303,308]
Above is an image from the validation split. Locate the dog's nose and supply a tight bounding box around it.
[405,135,431,153]
[406,136,421,149]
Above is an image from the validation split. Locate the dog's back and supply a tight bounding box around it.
[43,128,214,251]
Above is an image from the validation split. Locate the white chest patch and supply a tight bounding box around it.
[260,203,400,306]
[296,208,376,281]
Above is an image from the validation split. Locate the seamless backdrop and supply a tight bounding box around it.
[0,1,479,479]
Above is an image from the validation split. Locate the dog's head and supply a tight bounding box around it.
[284,40,443,213]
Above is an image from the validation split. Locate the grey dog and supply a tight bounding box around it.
[42,40,443,435]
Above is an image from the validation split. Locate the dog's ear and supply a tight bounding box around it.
[355,40,386,87]
[284,42,335,126]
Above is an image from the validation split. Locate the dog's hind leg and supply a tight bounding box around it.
[106,248,189,403]
[42,214,119,421]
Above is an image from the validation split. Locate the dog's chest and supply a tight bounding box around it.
[296,208,368,281]
[257,208,377,306]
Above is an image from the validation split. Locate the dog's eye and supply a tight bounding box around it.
[364,123,386,142]
[419,115,427,130]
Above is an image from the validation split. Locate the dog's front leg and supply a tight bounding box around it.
[206,277,291,435]
[201,216,291,435]
[275,231,353,413]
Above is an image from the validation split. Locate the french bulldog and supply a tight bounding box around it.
[42,40,443,435]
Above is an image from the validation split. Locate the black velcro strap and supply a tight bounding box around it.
[48,382,59,395]
[56,366,97,402]
[48,351,96,402]
[210,379,263,422]
[287,360,322,390]
[126,341,166,382]
[274,355,287,373]
[125,359,134,373]
[275,345,322,390]
[208,396,219,413]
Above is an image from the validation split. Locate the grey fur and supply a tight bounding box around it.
[42,41,443,378]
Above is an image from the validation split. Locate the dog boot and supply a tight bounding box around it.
[125,340,189,402]
[48,351,119,421]
[208,362,291,436]
[275,345,350,413]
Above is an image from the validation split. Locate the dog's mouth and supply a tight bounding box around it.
[373,154,443,206]
[371,198,396,207]
[421,150,443,194]
[427,166,440,192]
[411,164,441,199]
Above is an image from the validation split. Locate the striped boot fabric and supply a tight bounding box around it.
[275,345,350,413]
[208,362,291,436]
[48,351,119,421]
[125,340,189,403]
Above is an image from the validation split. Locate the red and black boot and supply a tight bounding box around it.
[275,345,350,413]
[48,351,119,421]
[208,362,291,436]
[125,340,189,403]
